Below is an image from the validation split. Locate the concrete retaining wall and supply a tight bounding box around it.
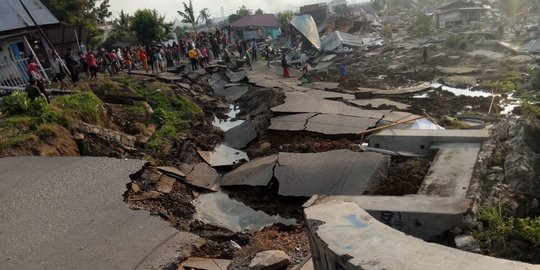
[368,129,489,155]
[304,200,540,270]
[306,195,472,240]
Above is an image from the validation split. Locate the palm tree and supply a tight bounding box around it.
[178,0,199,37]
[199,8,212,26]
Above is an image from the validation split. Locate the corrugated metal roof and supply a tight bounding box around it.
[290,15,321,50]
[0,0,59,34]
[321,31,363,52]
[230,14,279,28]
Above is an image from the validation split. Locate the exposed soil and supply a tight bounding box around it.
[368,156,432,196]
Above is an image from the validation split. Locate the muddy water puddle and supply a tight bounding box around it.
[213,105,244,131]
[194,191,297,232]
[201,144,249,166]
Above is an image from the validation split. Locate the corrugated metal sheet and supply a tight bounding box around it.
[0,0,59,34]
[290,15,321,50]
[521,39,540,53]
[321,31,363,52]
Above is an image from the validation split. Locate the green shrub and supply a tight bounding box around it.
[444,35,466,49]
[1,91,31,115]
[415,14,432,37]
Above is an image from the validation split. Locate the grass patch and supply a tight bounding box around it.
[113,76,203,153]
[474,202,540,262]
[52,92,102,124]
[0,133,36,148]
[479,80,515,93]
[440,118,471,129]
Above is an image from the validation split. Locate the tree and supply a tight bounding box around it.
[370,0,385,12]
[174,25,190,39]
[255,8,263,14]
[41,0,111,47]
[414,13,432,37]
[199,8,212,27]
[130,9,173,45]
[277,10,294,35]
[236,5,252,17]
[102,10,132,48]
[177,0,199,37]
[228,5,252,23]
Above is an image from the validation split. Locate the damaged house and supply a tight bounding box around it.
[434,1,490,29]
[230,14,281,41]
[0,0,86,88]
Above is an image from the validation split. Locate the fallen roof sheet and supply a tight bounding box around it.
[0,0,59,33]
[185,163,221,191]
[198,144,249,167]
[291,15,321,50]
[321,31,364,52]
[275,150,389,197]
[221,155,278,186]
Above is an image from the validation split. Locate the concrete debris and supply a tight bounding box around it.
[221,155,278,186]
[454,235,481,253]
[349,98,411,110]
[223,120,257,149]
[185,163,221,191]
[179,257,231,270]
[156,175,176,194]
[275,150,389,197]
[198,144,249,167]
[214,85,249,102]
[157,166,186,178]
[248,250,291,270]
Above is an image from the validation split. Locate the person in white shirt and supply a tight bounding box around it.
[51,54,67,89]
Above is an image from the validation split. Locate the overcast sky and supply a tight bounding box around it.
[108,0,364,22]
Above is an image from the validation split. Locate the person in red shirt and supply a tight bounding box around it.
[85,50,98,78]
[138,47,148,72]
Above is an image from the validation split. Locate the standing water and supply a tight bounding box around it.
[212,105,244,131]
[194,192,297,232]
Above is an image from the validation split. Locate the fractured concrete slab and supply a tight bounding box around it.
[213,85,249,102]
[221,155,278,186]
[223,120,257,149]
[186,163,221,191]
[272,92,411,122]
[197,144,249,167]
[269,113,317,131]
[275,150,389,197]
[305,90,354,100]
[305,114,378,135]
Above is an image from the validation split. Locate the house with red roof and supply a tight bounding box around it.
[230,14,281,41]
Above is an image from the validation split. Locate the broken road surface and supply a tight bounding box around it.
[0,156,199,270]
